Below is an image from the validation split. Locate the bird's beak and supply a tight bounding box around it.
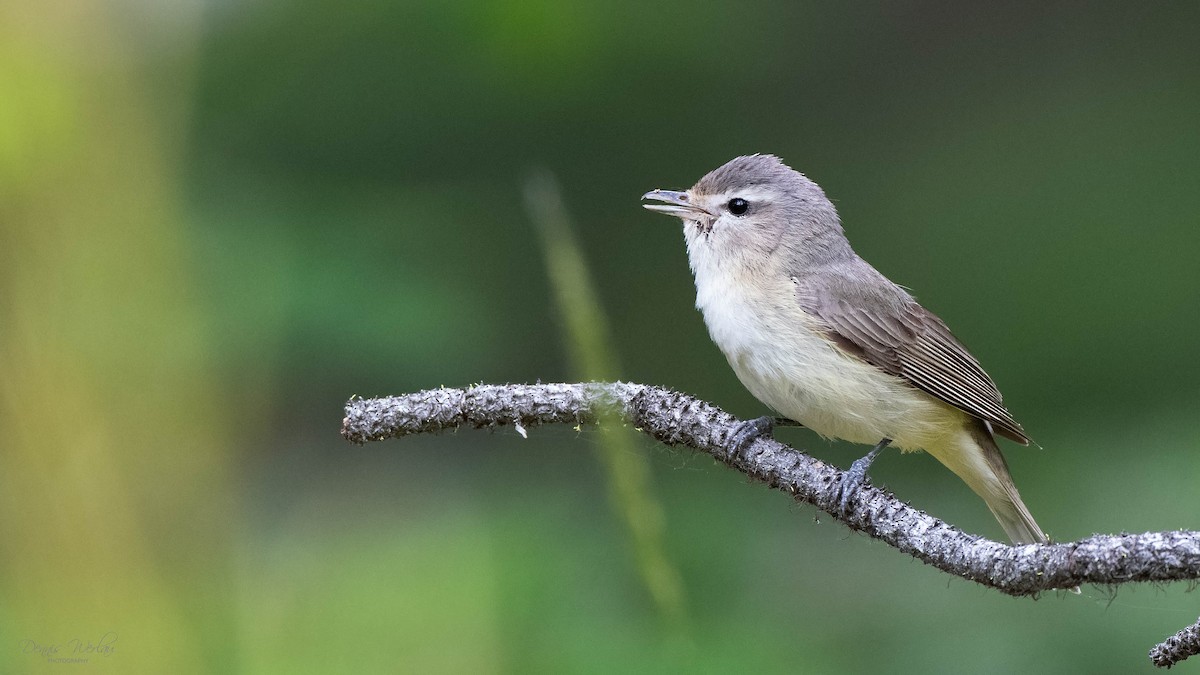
[641,189,711,219]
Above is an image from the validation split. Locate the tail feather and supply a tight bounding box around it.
[928,423,1077,591]
[926,422,1048,545]
[973,427,1048,545]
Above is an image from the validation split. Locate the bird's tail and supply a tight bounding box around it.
[928,422,1049,545]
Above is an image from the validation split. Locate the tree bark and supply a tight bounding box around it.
[342,382,1200,668]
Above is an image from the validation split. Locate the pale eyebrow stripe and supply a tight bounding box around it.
[708,187,777,203]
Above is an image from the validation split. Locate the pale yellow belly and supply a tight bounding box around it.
[699,287,966,451]
[727,340,968,452]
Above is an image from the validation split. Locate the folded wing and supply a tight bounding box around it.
[796,267,1031,445]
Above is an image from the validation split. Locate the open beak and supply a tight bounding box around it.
[641,189,711,219]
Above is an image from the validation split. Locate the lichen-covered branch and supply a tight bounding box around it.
[341,382,1200,666]
[1151,616,1200,668]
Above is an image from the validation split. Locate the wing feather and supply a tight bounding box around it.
[797,269,1030,445]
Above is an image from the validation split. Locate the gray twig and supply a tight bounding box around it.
[1151,616,1200,668]
[341,382,1200,667]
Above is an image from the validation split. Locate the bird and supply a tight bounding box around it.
[642,154,1050,545]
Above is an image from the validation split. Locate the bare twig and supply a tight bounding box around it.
[1152,616,1200,668]
[341,382,1200,666]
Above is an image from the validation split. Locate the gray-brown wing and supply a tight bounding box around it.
[797,273,1031,445]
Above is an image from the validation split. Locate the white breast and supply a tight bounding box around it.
[687,239,963,451]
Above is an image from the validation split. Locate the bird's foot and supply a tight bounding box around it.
[836,438,891,518]
[726,416,803,456]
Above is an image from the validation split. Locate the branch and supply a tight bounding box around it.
[1152,617,1200,669]
[341,382,1200,667]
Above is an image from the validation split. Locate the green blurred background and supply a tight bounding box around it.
[3,1,1199,673]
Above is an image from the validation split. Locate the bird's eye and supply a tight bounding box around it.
[727,198,749,215]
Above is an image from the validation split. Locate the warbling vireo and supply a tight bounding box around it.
[642,154,1049,545]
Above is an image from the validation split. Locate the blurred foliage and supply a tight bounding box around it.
[525,170,687,634]
[2,0,1200,672]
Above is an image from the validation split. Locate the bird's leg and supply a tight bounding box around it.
[837,438,892,517]
[726,416,804,455]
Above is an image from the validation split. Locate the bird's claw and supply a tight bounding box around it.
[835,439,890,519]
[726,416,776,456]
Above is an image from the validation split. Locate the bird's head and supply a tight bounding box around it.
[642,154,848,268]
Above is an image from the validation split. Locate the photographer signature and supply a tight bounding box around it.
[19,632,117,662]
